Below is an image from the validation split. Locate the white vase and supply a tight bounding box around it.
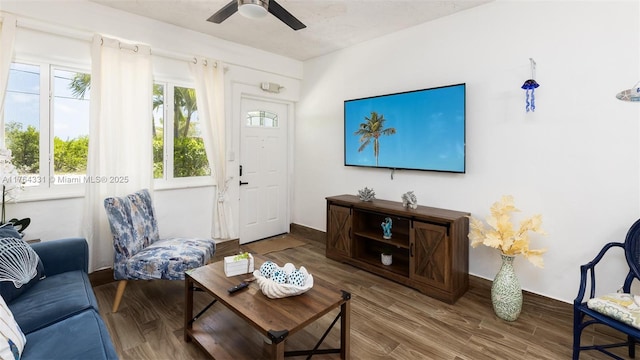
[381,253,392,266]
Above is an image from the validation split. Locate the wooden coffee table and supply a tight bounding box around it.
[184,254,351,359]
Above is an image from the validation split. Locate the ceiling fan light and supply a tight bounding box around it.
[238,0,268,19]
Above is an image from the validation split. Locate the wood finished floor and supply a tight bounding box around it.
[93,234,627,359]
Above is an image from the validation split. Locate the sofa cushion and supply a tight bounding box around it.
[0,237,45,303]
[587,292,640,328]
[8,270,98,334]
[123,237,215,280]
[0,294,26,360]
[22,309,117,360]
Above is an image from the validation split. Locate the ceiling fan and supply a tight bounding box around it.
[208,0,306,31]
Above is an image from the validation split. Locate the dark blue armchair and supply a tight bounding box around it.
[573,218,640,359]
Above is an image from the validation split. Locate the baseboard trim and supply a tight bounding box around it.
[89,268,114,287]
[290,223,325,244]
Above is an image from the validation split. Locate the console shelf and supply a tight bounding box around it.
[326,194,469,304]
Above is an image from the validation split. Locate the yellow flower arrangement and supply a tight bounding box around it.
[469,195,547,268]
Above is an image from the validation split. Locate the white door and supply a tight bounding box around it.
[239,97,289,244]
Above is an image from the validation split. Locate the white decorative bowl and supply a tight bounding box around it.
[253,263,314,299]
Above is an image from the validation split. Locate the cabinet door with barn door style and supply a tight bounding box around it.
[410,221,450,291]
[326,204,351,258]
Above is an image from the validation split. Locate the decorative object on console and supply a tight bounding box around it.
[357,187,376,201]
[521,58,540,112]
[401,191,418,209]
[381,245,393,266]
[381,217,392,239]
[469,195,547,321]
[254,260,313,299]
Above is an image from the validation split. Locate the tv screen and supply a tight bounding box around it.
[344,83,466,173]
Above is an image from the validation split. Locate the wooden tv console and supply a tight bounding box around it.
[326,194,470,304]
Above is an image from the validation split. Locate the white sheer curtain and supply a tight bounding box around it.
[0,13,16,128]
[83,35,153,271]
[189,58,235,239]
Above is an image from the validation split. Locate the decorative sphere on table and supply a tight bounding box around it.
[381,217,393,239]
[259,261,278,278]
[288,269,307,286]
[271,269,288,284]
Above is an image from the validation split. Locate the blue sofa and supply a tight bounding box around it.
[4,238,118,359]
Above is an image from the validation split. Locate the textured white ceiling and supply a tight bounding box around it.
[91,0,493,61]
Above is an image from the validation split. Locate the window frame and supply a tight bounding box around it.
[3,59,92,201]
[3,61,214,202]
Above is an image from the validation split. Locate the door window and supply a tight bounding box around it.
[246,110,278,128]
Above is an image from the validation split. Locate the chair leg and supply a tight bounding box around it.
[572,308,583,360]
[112,280,128,313]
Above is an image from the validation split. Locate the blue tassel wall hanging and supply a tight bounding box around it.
[521,58,540,112]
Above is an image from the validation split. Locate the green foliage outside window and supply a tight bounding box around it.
[5,122,39,174]
[6,122,90,175]
[153,137,164,179]
[153,136,209,179]
[173,137,210,177]
[53,136,89,173]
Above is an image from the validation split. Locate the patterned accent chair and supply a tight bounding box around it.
[104,189,215,312]
[573,218,640,359]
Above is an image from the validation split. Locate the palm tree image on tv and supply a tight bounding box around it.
[354,111,397,167]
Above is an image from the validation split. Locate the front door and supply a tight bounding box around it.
[239,97,289,244]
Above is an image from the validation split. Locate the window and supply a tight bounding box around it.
[153,82,210,182]
[3,62,90,189]
[246,110,278,128]
[3,62,211,196]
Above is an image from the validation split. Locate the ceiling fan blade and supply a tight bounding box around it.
[207,0,238,23]
[268,0,306,31]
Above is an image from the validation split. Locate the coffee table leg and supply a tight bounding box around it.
[263,339,285,360]
[184,276,193,342]
[341,300,351,359]
[273,341,285,360]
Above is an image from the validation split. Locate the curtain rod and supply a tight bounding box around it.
[6,11,300,79]
[12,14,219,67]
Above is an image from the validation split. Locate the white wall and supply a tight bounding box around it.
[1,1,302,256]
[295,0,640,303]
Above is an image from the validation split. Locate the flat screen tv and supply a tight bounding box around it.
[344,83,466,173]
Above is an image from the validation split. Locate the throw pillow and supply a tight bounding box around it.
[0,237,45,303]
[0,225,20,240]
[0,294,26,360]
